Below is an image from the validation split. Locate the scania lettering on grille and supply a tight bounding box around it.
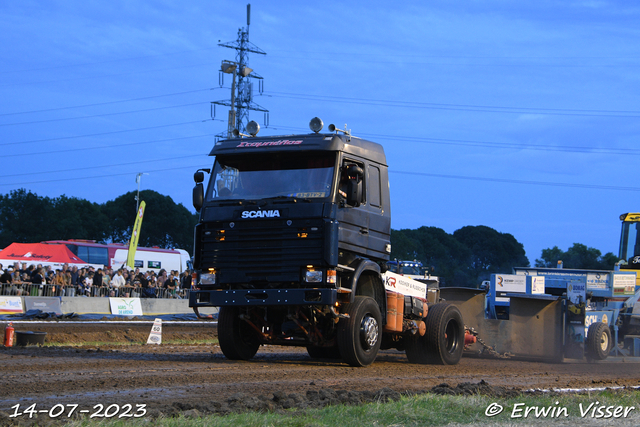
[241,210,281,219]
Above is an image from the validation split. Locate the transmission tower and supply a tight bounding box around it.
[213,4,269,138]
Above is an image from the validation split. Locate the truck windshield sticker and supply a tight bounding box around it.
[291,192,326,198]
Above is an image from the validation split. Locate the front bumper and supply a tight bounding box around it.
[189,288,338,307]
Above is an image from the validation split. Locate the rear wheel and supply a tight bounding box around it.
[586,322,611,361]
[217,306,260,360]
[337,296,382,367]
[406,302,463,365]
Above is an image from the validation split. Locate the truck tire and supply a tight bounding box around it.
[306,345,341,359]
[217,306,260,361]
[586,322,611,361]
[406,302,463,365]
[337,296,382,367]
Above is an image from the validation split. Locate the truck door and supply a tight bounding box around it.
[336,159,390,261]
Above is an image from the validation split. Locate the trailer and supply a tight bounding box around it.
[442,266,640,362]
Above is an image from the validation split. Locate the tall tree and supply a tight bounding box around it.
[453,225,529,283]
[102,190,198,253]
[50,195,109,241]
[0,189,51,247]
[535,243,620,270]
[391,225,530,288]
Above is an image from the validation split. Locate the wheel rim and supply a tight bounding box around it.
[444,318,459,354]
[360,314,379,350]
[600,332,609,352]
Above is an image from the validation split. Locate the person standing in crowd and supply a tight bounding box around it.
[77,268,86,295]
[138,271,156,298]
[111,269,125,296]
[31,267,44,284]
[64,270,75,297]
[52,269,65,296]
[164,272,178,298]
[180,270,192,298]
[0,267,11,284]
[69,266,79,290]
[11,267,20,283]
[93,268,104,296]
[83,271,94,296]
[103,268,111,288]
[94,268,103,288]
[26,265,36,281]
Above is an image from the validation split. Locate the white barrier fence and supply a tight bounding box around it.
[0,283,191,299]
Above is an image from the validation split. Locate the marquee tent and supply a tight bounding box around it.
[0,242,90,268]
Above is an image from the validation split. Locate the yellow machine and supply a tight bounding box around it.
[618,212,640,288]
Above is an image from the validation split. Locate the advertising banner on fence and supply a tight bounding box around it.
[0,297,23,314]
[109,298,143,316]
[24,297,62,315]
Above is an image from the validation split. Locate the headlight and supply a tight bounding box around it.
[305,270,323,283]
[200,272,216,284]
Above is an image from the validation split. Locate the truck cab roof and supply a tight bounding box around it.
[209,133,387,165]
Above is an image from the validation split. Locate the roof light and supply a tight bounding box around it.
[309,117,324,133]
[246,121,260,136]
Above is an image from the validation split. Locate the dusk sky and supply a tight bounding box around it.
[2,1,639,265]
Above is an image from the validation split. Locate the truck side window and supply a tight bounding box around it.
[339,161,365,207]
[369,165,381,208]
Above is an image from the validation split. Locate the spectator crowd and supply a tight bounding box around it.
[0,262,193,299]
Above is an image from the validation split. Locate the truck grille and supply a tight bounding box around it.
[198,219,325,284]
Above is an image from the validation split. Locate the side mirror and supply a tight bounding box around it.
[194,171,205,184]
[193,183,204,212]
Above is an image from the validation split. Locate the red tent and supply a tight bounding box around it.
[0,242,88,266]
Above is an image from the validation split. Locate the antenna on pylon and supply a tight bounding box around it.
[212,4,269,138]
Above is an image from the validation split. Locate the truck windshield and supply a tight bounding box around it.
[619,221,640,262]
[207,152,336,201]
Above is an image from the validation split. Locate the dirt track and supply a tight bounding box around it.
[1,322,640,422]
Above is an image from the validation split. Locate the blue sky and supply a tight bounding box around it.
[2,1,639,265]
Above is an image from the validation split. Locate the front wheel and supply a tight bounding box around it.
[586,322,611,361]
[217,306,260,361]
[406,302,464,365]
[337,296,382,367]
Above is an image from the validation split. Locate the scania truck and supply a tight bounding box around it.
[190,118,464,366]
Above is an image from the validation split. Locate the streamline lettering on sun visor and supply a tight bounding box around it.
[236,139,303,148]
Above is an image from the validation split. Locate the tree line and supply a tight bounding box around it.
[1,189,619,286]
[0,189,198,254]
[391,226,619,288]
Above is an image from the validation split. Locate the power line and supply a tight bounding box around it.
[0,102,204,126]
[0,60,220,89]
[0,47,219,75]
[0,120,208,146]
[0,163,211,187]
[0,88,212,117]
[0,102,208,127]
[253,123,639,157]
[4,155,205,178]
[390,170,640,192]
[4,133,214,158]
[266,91,640,118]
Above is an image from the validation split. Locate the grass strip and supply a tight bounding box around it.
[62,389,640,427]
